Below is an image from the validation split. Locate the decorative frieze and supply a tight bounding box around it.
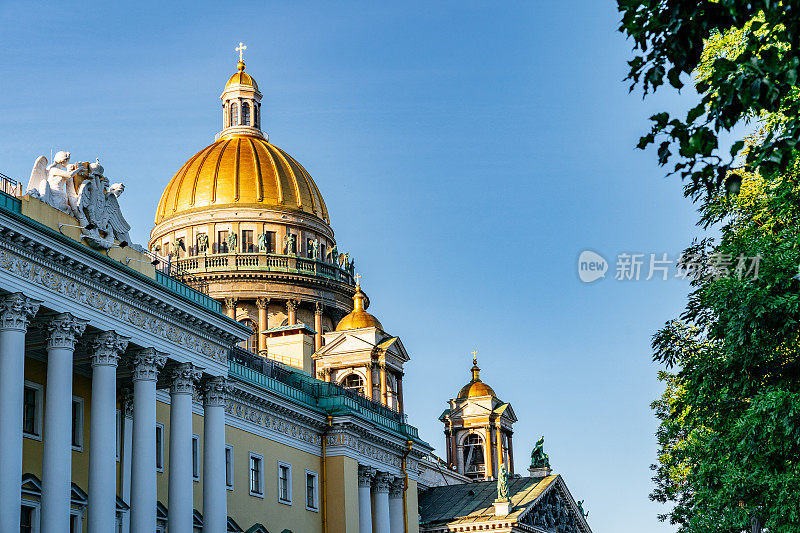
[0,248,228,363]
[130,348,167,382]
[46,313,88,350]
[88,330,130,367]
[225,398,321,446]
[0,292,41,332]
[170,363,202,395]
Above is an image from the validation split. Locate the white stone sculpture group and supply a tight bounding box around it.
[26,151,133,250]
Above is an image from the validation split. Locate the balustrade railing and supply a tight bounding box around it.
[0,173,22,198]
[169,251,354,284]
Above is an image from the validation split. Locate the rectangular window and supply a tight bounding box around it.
[278,461,292,504]
[156,423,165,472]
[69,511,81,533]
[305,470,319,511]
[217,230,229,253]
[225,445,234,490]
[192,434,200,481]
[20,504,36,533]
[241,230,254,253]
[264,231,276,253]
[23,383,42,438]
[249,453,263,497]
[71,397,84,451]
[320,243,326,263]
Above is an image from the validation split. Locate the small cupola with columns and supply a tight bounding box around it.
[217,42,265,141]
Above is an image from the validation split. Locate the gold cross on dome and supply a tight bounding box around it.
[236,42,247,62]
[471,349,478,365]
[354,272,362,286]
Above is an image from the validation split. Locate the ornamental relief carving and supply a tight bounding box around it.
[225,399,321,446]
[0,248,228,363]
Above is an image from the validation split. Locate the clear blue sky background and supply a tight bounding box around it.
[0,2,706,531]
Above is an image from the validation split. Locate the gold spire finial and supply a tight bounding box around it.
[471,349,478,366]
[354,272,362,287]
[236,42,247,63]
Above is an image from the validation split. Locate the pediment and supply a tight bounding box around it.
[518,475,592,533]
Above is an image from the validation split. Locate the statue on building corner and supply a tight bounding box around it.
[257,232,268,253]
[530,436,551,469]
[577,500,588,518]
[74,160,133,249]
[26,151,85,216]
[497,463,510,502]
[197,233,209,253]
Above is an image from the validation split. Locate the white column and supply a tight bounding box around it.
[0,293,40,533]
[130,349,166,533]
[87,331,129,533]
[371,472,391,533]
[388,477,404,533]
[120,390,133,533]
[357,466,374,533]
[40,313,87,533]
[202,377,230,533]
[168,364,201,533]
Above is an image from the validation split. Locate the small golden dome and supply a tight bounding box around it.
[457,360,496,399]
[155,135,329,224]
[225,62,259,91]
[336,285,383,331]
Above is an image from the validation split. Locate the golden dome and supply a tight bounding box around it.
[155,135,329,224]
[225,61,259,91]
[336,285,383,331]
[457,360,496,399]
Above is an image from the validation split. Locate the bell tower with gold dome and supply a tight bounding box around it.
[439,354,518,480]
[150,46,359,363]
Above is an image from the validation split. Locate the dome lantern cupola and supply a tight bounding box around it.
[217,42,265,141]
[335,275,383,331]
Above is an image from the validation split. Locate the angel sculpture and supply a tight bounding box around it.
[26,151,84,215]
[226,232,238,253]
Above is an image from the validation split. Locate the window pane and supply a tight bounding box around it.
[71,400,81,448]
[192,437,199,478]
[225,447,233,487]
[242,102,251,126]
[156,426,163,469]
[20,506,33,533]
[23,387,36,435]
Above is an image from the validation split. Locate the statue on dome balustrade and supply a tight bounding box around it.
[227,232,238,253]
[257,232,269,253]
[197,233,209,253]
[283,234,296,255]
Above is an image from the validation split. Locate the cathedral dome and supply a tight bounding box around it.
[457,359,496,398]
[154,135,330,224]
[226,61,259,91]
[336,284,383,331]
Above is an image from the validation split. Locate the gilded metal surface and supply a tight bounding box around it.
[226,70,259,90]
[335,285,383,331]
[155,135,329,224]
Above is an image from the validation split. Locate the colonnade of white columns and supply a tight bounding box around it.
[357,465,406,533]
[0,292,231,533]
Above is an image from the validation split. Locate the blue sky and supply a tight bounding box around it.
[0,1,707,531]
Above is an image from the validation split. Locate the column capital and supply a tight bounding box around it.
[286,299,299,311]
[45,313,88,350]
[255,296,270,309]
[203,376,232,408]
[87,330,130,367]
[224,297,238,310]
[314,301,324,314]
[317,367,331,380]
[388,476,404,499]
[170,363,202,395]
[357,465,376,487]
[372,471,391,494]
[0,292,41,332]
[121,388,134,418]
[130,348,167,382]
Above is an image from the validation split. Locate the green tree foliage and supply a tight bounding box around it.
[618,1,800,198]
[618,2,800,530]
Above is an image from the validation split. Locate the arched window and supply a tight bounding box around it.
[230,102,239,126]
[254,104,260,128]
[238,319,257,354]
[341,373,365,395]
[463,433,485,479]
[241,102,251,126]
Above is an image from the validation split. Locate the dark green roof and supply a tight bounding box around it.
[419,475,558,526]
